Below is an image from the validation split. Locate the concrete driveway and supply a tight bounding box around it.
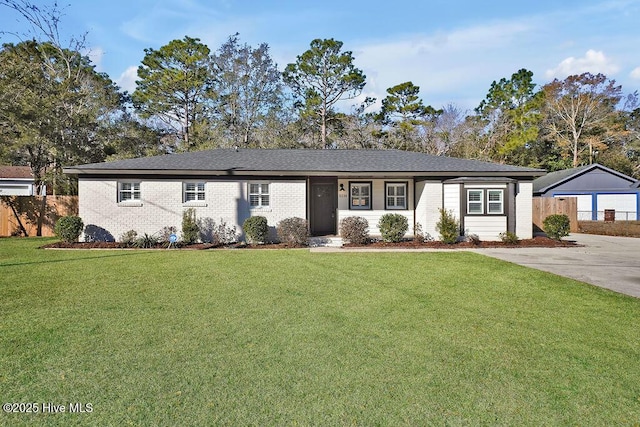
[472,233,640,298]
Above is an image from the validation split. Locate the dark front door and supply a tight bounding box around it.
[310,180,337,236]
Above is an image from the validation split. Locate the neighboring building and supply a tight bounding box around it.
[533,163,640,220]
[63,149,545,242]
[0,166,43,196]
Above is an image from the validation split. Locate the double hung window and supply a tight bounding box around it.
[249,182,270,208]
[119,182,140,202]
[184,182,205,202]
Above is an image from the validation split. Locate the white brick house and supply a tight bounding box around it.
[63,149,544,242]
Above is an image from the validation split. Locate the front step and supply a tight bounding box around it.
[309,236,343,248]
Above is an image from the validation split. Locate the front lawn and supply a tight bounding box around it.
[1,238,639,425]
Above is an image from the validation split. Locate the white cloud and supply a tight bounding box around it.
[350,20,535,109]
[545,49,620,79]
[115,66,138,93]
[631,67,640,80]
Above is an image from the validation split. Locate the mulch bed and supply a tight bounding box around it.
[42,236,577,250]
[343,235,578,249]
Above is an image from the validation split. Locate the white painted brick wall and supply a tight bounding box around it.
[415,181,443,240]
[78,178,306,241]
[516,181,533,239]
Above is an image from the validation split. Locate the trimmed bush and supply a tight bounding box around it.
[182,208,199,244]
[340,216,369,245]
[499,231,519,244]
[378,213,409,243]
[436,208,459,244]
[543,214,571,241]
[277,217,309,246]
[243,216,269,244]
[54,216,84,243]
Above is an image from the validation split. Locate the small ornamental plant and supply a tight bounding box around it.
[436,208,459,244]
[182,208,199,244]
[54,216,84,243]
[243,216,269,244]
[340,216,369,245]
[543,214,571,241]
[499,231,519,244]
[378,213,408,243]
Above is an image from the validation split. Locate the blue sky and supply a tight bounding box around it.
[1,0,639,112]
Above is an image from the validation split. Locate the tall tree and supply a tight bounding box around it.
[0,40,122,195]
[542,72,623,167]
[211,34,285,147]
[0,0,122,195]
[375,81,441,152]
[475,69,543,164]
[283,38,366,148]
[132,36,214,151]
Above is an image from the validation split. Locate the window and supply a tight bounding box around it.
[184,182,205,202]
[466,188,505,215]
[350,182,371,210]
[386,182,407,209]
[467,189,483,214]
[249,182,269,208]
[487,190,504,214]
[119,182,140,202]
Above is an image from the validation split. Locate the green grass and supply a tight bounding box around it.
[1,238,639,426]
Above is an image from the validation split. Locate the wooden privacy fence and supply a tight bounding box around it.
[532,196,578,233]
[0,196,78,237]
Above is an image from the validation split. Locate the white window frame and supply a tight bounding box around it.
[385,182,407,210]
[118,182,140,202]
[487,189,504,214]
[467,189,483,214]
[183,182,205,203]
[249,181,270,208]
[350,182,372,210]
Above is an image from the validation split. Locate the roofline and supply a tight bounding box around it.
[63,168,544,178]
[536,163,636,193]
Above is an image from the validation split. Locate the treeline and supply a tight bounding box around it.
[0,2,639,196]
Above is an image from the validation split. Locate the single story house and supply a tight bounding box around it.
[0,165,43,196]
[63,149,545,242]
[533,163,640,221]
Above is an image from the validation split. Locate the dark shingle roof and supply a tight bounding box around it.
[533,164,591,193]
[533,163,638,193]
[64,149,544,176]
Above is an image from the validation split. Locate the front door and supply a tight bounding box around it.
[310,180,337,236]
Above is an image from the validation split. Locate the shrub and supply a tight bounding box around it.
[277,217,309,246]
[182,208,199,244]
[135,233,159,248]
[54,216,84,243]
[119,230,138,247]
[465,233,481,245]
[243,216,269,244]
[543,214,571,241]
[340,216,369,244]
[436,208,460,244]
[499,231,520,244]
[378,213,409,243]
[213,219,238,245]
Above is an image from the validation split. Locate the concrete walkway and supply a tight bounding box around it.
[470,234,640,298]
[312,234,640,298]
